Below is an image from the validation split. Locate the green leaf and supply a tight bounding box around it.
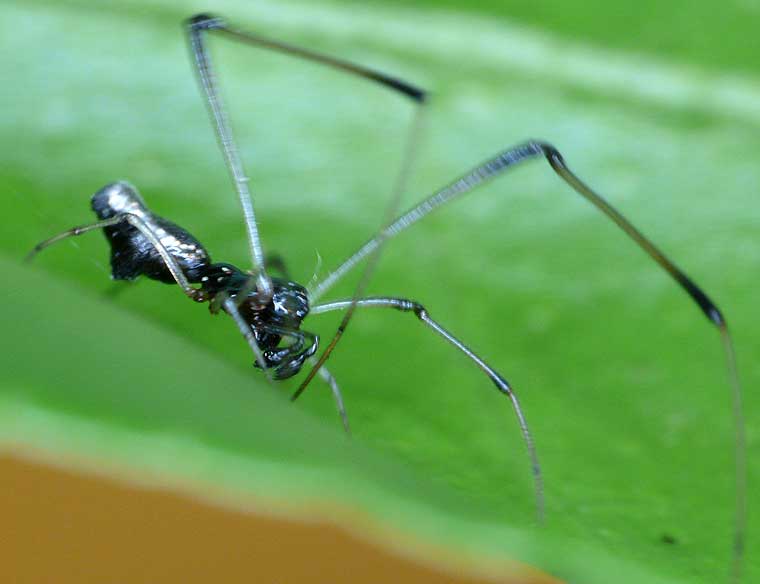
[3,0,758,582]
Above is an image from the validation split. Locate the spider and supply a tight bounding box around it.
[26,13,746,581]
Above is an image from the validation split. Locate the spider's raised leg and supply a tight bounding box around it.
[26,213,204,301]
[186,13,427,303]
[312,297,543,519]
[186,13,428,400]
[309,140,745,580]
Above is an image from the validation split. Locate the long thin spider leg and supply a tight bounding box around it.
[293,107,427,402]
[308,357,351,436]
[544,144,746,583]
[310,140,744,579]
[722,330,746,584]
[186,13,427,305]
[26,217,123,261]
[26,215,203,301]
[187,14,429,387]
[186,16,272,300]
[311,297,543,521]
[187,14,426,102]
[308,142,550,302]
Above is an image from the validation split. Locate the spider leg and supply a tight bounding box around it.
[186,13,428,404]
[311,296,543,521]
[295,109,426,401]
[309,140,744,577]
[26,214,204,301]
[186,16,271,300]
[186,14,425,101]
[310,141,733,318]
[309,358,351,436]
[26,217,123,262]
[185,13,427,305]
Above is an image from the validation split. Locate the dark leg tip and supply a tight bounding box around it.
[186,13,224,31]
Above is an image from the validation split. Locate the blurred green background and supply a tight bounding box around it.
[2,0,758,582]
